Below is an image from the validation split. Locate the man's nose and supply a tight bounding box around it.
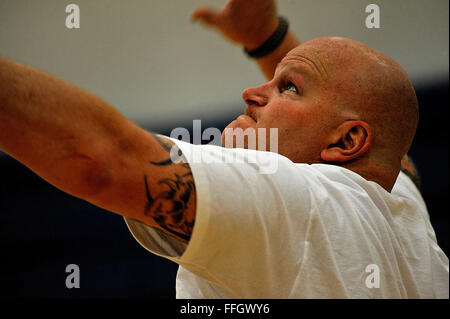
[242,83,270,106]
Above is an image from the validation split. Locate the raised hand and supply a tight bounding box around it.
[191,0,279,51]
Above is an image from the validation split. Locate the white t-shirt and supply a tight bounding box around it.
[125,137,449,298]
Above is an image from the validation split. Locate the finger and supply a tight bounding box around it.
[191,6,219,25]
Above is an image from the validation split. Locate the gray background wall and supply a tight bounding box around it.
[0,0,448,127]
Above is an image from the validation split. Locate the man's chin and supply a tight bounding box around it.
[221,125,258,149]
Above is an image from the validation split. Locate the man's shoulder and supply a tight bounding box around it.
[306,164,424,206]
[307,163,371,188]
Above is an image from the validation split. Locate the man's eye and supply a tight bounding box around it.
[281,81,299,94]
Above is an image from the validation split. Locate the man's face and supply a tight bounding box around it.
[222,45,349,164]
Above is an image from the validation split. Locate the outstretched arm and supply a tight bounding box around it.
[0,56,196,243]
[192,0,300,80]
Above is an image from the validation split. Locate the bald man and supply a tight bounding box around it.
[0,0,448,298]
[226,37,419,192]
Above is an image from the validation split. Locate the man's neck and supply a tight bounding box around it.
[342,158,400,192]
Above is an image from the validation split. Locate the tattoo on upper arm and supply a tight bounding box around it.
[144,134,195,242]
[149,134,173,166]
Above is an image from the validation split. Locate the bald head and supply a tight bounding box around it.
[236,36,419,190]
[287,37,419,163]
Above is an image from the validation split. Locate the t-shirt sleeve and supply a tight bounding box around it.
[124,136,314,296]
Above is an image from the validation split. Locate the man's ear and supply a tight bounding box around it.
[320,121,372,163]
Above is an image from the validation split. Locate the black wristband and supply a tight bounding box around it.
[244,16,289,59]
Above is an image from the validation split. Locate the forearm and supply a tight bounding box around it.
[0,57,135,197]
[253,30,300,80]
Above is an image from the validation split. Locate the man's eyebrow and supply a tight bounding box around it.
[276,62,311,81]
